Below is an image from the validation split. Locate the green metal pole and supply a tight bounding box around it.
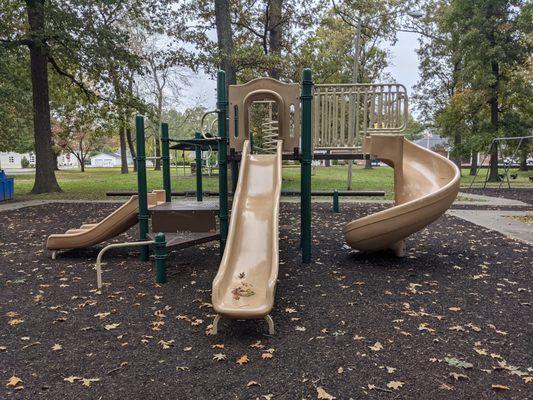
[333,189,339,213]
[154,233,167,283]
[217,70,229,252]
[161,123,171,203]
[195,132,203,202]
[301,69,313,263]
[135,115,149,262]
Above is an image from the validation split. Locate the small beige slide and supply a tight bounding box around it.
[344,134,460,256]
[211,140,283,334]
[46,190,165,252]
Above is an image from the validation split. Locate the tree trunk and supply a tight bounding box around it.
[126,126,137,172]
[518,154,527,171]
[214,0,236,85]
[268,0,283,79]
[154,136,161,170]
[119,124,129,174]
[451,131,462,173]
[469,149,478,176]
[27,0,61,193]
[80,160,85,172]
[487,57,500,181]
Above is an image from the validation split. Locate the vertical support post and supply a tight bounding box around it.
[217,71,229,252]
[135,115,149,262]
[195,132,203,202]
[154,233,167,283]
[161,123,171,202]
[333,190,339,213]
[230,148,239,194]
[301,69,313,264]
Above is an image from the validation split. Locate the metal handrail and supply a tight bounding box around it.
[95,241,154,290]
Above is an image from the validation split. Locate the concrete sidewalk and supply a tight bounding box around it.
[447,209,533,245]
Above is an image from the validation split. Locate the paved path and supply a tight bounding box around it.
[448,209,533,245]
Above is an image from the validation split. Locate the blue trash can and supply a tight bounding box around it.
[0,170,14,201]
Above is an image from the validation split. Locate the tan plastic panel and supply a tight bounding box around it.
[228,77,300,152]
[212,140,283,319]
[343,135,460,256]
[46,191,165,250]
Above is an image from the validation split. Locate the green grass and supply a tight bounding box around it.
[460,168,532,187]
[10,165,531,202]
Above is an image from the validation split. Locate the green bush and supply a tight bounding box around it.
[21,156,30,168]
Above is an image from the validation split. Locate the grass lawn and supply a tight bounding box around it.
[10,165,531,201]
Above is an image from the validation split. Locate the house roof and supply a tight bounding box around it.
[413,136,450,151]
[93,152,121,159]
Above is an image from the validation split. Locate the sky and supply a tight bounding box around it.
[178,31,422,113]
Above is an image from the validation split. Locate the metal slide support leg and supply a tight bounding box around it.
[265,315,275,335]
[212,314,221,335]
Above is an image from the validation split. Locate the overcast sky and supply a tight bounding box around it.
[178,31,422,112]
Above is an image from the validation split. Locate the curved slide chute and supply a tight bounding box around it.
[46,190,165,251]
[343,134,460,256]
[211,140,282,333]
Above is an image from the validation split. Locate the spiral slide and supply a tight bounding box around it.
[211,140,282,334]
[343,134,460,256]
[46,190,165,252]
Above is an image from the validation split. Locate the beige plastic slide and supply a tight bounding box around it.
[46,190,165,252]
[211,140,283,334]
[344,134,460,256]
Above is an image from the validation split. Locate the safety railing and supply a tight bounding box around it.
[312,83,408,149]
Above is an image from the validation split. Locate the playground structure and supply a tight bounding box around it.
[469,136,533,189]
[45,69,460,334]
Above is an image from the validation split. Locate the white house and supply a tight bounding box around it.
[90,152,153,168]
[0,152,35,169]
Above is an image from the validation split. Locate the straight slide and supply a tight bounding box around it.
[343,134,460,256]
[212,140,282,330]
[46,190,165,251]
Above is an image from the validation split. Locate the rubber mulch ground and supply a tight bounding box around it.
[1,202,531,399]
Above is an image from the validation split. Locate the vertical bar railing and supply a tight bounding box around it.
[195,132,203,202]
[135,115,149,262]
[161,123,171,203]
[301,69,313,264]
[217,71,229,252]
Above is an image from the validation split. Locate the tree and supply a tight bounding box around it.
[443,0,531,181]
[0,0,172,192]
[54,101,112,172]
[214,0,237,85]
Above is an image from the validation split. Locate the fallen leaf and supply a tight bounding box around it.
[491,384,510,391]
[7,319,24,326]
[439,383,453,390]
[449,372,469,381]
[157,339,174,349]
[81,378,100,387]
[369,342,383,351]
[445,357,473,369]
[317,386,336,399]
[213,353,227,361]
[6,375,22,388]
[261,353,273,359]
[236,354,249,365]
[94,312,110,319]
[212,344,224,349]
[448,307,461,312]
[104,323,120,330]
[386,381,404,390]
[63,376,82,383]
[51,344,62,351]
[295,326,306,332]
[247,380,261,387]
